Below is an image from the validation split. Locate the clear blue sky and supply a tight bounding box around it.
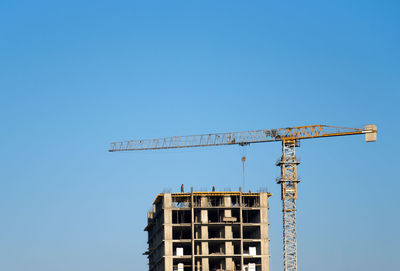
[0,1,399,270]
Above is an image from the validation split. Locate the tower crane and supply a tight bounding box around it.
[109,124,377,271]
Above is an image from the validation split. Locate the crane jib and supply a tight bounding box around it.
[109,125,375,152]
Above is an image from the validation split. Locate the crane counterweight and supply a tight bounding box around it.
[364,124,378,142]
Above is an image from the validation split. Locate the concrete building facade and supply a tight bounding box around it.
[144,191,271,271]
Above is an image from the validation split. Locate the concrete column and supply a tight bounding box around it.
[261,256,270,271]
[225,240,234,255]
[260,192,269,208]
[191,193,195,271]
[201,196,208,207]
[260,193,270,271]
[201,206,209,261]
[201,226,208,239]
[164,257,173,271]
[226,257,234,271]
[164,194,173,240]
[163,194,173,271]
[201,258,209,271]
[225,225,233,239]
[225,216,234,270]
[201,241,209,255]
[224,196,232,207]
[201,209,208,223]
[239,194,244,271]
[196,259,201,271]
[195,227,201,239]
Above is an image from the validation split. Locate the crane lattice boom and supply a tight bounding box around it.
[109,124,376,152]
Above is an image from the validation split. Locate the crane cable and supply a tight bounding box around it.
[242,156,246,192]
[241,145,249,192]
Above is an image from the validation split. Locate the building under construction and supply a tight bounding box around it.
[144,191,271,271]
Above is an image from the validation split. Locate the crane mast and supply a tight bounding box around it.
[110,124,377,271]
[276,140,300,271]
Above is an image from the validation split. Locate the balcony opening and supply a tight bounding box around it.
[209,242,225,255]
[233,241,241,255]
[172,210,192,224]
[173,226,192,240]
[243,210,260,223]
[209,258,225,271]
[231,209,240,222]
[208,226,225,239]
[172,196,191,208]
[243,226,260,239]
[208,196,224,207]
[232,225,241,238]
[243,258,261,271]
[242,196,260,207]
[243,241,260,256]
[173,258,192,271]
[208,209,223,223]
[173,242,192,256]
[231,195,240,207]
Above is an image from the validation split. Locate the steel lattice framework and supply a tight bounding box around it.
[277,140,300,271]
[109,125,371,152]
[109,124,377,271]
